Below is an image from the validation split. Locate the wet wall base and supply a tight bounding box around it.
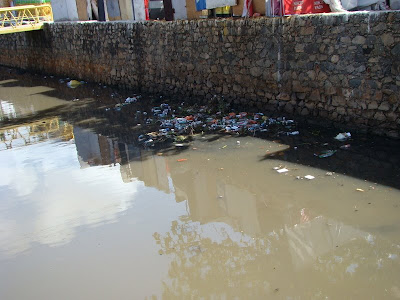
[0,13,399,137]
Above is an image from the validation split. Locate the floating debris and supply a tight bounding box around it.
[365,234,375,245]
[125,97,138,103]
[335,132,351,141]
[340,144,351,150]
[67,80,83,88]
[276,168,289,173]
[104,101,300,150]
[304,175,315,180]
[316,150,337,158]
[287,131,300,136]
[346,263,359,274]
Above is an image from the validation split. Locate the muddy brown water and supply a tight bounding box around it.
[1,69,400,299]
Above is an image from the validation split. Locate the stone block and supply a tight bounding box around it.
[352,36,366,45]
[388,94,398,104]
[381,33,394,47]
[340,36,351,44]
[305,102,315,109]
[292,81,309,93]
[300,27,314,35]
[337,107,346,115]
[349,78,362,88]
[325,81,337,95]
[309,90,320,102]
[295,44,304,53]
[391,43,400,57]
[277,93,291,101]
[296,93,306,100]
[362,110,375,119]
[368,101,379,110]
[301,108,309,115]
[317,71,328,81]
[387,131,399,138]
[331,55,339,63]
[386,111,398,122]
[307,70,316,80]
[374,111,386,121]
[250,67,262,77]
[378,102,390,111]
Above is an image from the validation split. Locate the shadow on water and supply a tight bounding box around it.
[1,66,400,190]
[259,126,400,189]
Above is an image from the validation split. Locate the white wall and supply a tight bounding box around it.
[391,0,400,9]
[133,0,146,20]
[52,0,79,21]
[171,0,187,19]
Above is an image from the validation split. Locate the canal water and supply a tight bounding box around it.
[1,68,400,299]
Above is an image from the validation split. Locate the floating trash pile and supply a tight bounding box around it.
[104,96,301,148]
[101,95,355,164]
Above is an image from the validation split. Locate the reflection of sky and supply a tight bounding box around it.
[0,140,139,258]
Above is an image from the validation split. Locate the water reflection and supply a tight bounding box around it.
[1,94,400,297]
[0,99,74,151]
[152,214,400,298]
[112,138,400,297]
[0,118,73,151]
[0,125,138,257]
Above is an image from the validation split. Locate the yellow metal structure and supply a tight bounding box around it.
[0,117,74,150]
[0,4,53,34]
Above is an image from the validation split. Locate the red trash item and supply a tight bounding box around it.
[185,115,194,121]
[177,159,188,162]
[283,0,330,15]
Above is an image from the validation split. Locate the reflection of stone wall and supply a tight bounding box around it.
[0,12,399,137]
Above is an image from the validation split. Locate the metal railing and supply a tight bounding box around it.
[0,4,53,34]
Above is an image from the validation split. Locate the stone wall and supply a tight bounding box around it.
[0,12,399,137]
